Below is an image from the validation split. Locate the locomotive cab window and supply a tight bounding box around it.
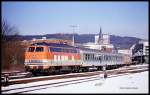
[28,47,35,52]
[36,47,44,52]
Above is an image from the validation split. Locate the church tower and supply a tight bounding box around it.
[98,26,103,44]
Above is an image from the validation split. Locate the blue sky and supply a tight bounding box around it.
[2,2,148,39]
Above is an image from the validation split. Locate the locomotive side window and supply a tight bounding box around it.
[65,49,77,53]
[68,49,72,53]
[36,47,44,52]
[72,49,77,53]
[63,48,68,52]
[49,47,77,53]
[50,47,62,52]
[28,47,35,52]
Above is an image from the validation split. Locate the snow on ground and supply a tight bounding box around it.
[2,71,147,94]
[2,75,100,92]
[25,71,148,94]
[2,64,148,94]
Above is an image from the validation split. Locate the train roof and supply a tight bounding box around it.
[30,42,123,55]
[31,42,75,48]
[76,46,123,55]
[76,47,101,52]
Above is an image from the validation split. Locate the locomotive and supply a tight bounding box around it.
[24,42,126,75]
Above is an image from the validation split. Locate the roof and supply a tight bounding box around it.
[31,42,74,48]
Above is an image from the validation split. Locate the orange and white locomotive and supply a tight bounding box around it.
[25,42,81,74]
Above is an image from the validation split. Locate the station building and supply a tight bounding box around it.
[132,40,149,64]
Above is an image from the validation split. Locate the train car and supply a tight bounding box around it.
[24,42,125,74]
[78,47,124,71]
[24,42,81,74]
[122,54,132,65]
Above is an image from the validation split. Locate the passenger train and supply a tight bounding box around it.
[24,42,127,75]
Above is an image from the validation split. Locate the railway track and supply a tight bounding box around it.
[1,64,148,86]
[1,64,148,80]
[2,65,148,94]
[1,71,32,80]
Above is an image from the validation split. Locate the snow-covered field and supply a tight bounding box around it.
[27,71,148,94]
[2,71,148,94]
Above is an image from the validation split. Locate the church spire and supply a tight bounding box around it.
[98,26,103,44]
[99,27,102,39]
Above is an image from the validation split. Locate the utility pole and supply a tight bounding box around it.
[70,25,77,46]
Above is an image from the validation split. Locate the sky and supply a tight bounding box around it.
[2,2,149,39]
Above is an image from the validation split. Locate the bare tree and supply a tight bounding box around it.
[2,19,19,40]
[1,19,25,71]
